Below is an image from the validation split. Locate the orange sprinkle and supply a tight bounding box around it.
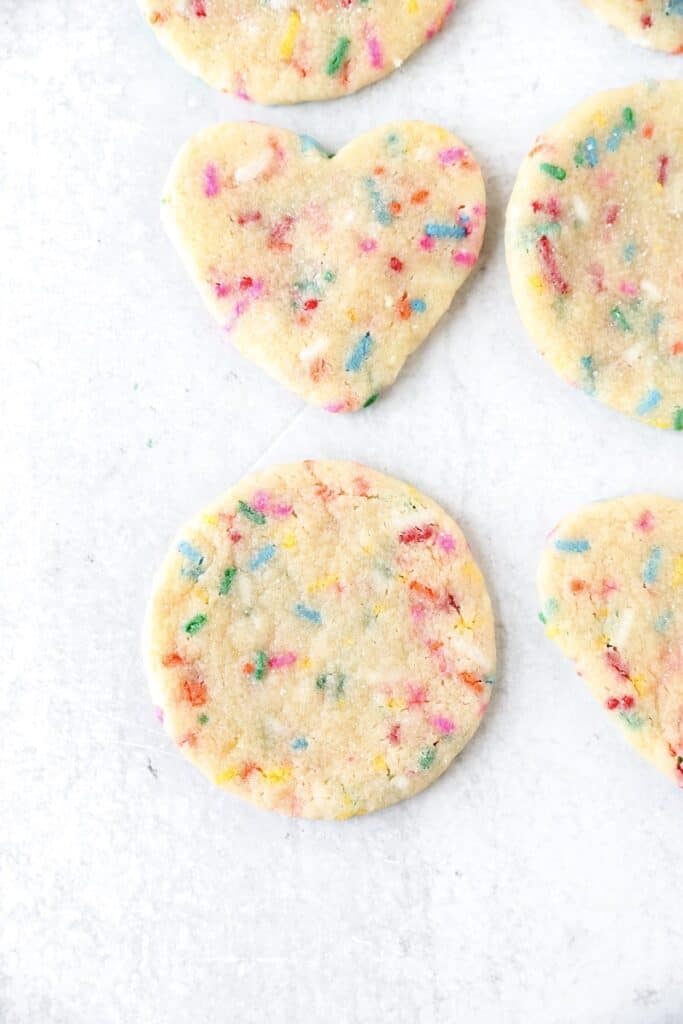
[388,200,402,216]
[460,671,484,695]
[182,679,207,706]
[642,122,654,140]
[411,189,430,204]
[570,579,587,593]
[162,651,184,667]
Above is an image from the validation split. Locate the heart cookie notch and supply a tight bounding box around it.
[538,495,683,787]
[162,121,486,412]
[139,1,458,104]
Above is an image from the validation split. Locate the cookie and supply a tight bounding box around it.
[506,80,683,431]
[144,461,496,818]
[538,495,683,787]
[163,121,486,412]
[582,0,683,53]
[138,0,456,104]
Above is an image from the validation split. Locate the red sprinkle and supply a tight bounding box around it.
[399,523,437,544]
[537,235,570,295]
[657,155,669,187]
[390,257,404,272]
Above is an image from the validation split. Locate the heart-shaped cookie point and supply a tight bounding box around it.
[163,121,486,411]
[538,495,683,787]
[139,1,457,105]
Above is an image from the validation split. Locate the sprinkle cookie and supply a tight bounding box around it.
[506,81,683,431]
[163,121,486,412]
[538,495,683,787]
[138,1,456,104]
[145,461,496,818]
[582,0,683,53]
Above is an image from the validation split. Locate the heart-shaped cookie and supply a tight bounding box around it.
[162,121,486,411]
[538,495,683,787]
[139,1,457,104]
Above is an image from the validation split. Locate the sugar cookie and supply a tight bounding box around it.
[164,121,486,411]
[145,461,496,818]
[506,81,683,431]
[539,495,683,787]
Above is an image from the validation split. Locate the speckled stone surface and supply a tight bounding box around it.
[2,2,682,1022]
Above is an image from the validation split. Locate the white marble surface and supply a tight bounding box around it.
[2,2,682,1022]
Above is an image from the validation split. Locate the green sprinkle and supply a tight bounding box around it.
[623,107,636,132]
[363,392,380,408]
[323,270,336,283]
[610,307,632,332]
[146,438,153,448]
[540,163,567,181]
[198,713,209,726]
[254,650,268,681]
[419,746,437,771]
[315,675,327,692]
[326,36,350,76]
[184,614,207,635]
[238,500,266,525]
[219,566,237,595]
[316,672,345,697]
[674,409,683,431]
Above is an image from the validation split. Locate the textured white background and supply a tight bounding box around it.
[2,2,682,1022]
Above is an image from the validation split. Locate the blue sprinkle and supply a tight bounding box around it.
[484,675,496,686]
[291,736,309,751]
[249,544,277,571]
[584,136,599,167]
[654,610,672,633]
[555,539,591,553]
[178,540,205,578]
[425,222,467,239]
[650,313,664,337]
[411,299,427,313]
[623,243,636,262]
[643,546,662,586]
[539,597,560,624]
[364,178,392,226]
[580,354,596,395]
[665,0,683,14]
[299,134,330,157]
[295,603,322,625]
[636,389,662,416]
[345,332,373,372]
[606,127,623,152]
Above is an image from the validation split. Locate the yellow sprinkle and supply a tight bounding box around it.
[307,574,338,593]
[279,9,301,60]
[347,309,357,323]
[455,618,474,633]
[373,755,388,774]
[387,697,404,710]
[631,675,647,697]
[529,273,544,293]
[215,766,239,785]
[262,767,292,784]
[593,111,607,128]
[461,560,482,583]
[373,603,385,616]
[300,656,311,670]
[202,513,219,526]
[194,587,210,605]
[282,533,297,549]
[673,555,683,587]
[545,625,561,640]
[407,0,419,12]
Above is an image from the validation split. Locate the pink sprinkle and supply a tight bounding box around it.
[252,490,270,512]
[272,503,293,519]
[453,250,477,267]
[359,238,378,253]
[636,510,655,532]
[388,724,401,745]
[619,281,637,297]
[269,652,297,669]
[410,604,426,622]
[420,235,436,251]
[234,73,250,102]
[439,147,465,165]
[438,532,456,552]
[406,684,427,707]
[364,25,384,69]
[430,715,456,735]
[325,401,347,414]
[154,707,164,724]
[214,281,233,298]
[203,163,220,198]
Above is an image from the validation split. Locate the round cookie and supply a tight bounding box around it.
[163,121,486,412]
[538,495,683,787]
[582,0,683,54]
[145,461,496,819]
[138,1,456,104]
[506,81,683,431]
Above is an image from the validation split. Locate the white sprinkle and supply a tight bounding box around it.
[234,151,271,184]
[573,196,589,224]
[640,280,662,302]
[299,337,329,362]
